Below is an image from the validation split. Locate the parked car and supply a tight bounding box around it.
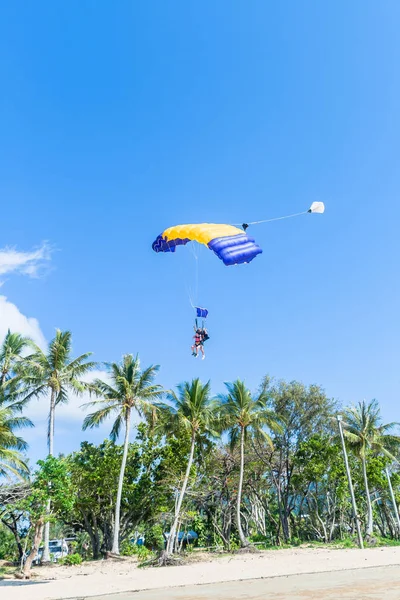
[32,538,69,564]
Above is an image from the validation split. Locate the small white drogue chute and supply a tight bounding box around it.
[308,201,325,214]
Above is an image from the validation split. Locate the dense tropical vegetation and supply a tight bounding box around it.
[1,329,400,577]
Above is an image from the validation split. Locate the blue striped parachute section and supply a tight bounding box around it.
[196,307,208,319]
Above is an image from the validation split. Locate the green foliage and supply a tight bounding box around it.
[143,524,165,551]
[82,354,163,441]
[228,536,240,552]
[20,330,95,406]
[250,533,268,543]
[25,456,74,520]
[0,524,17,560]
[120,541,153,561]
[65,426,169,558]
[340,537,357,549]
[191,514,207,547]
[374,536,400,547]
[3,335,400,563]
[58,553,83,566]
[342,400,400,461]
[0,404,31,480]
[120,540,137,556]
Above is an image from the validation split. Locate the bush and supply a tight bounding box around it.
[0,526,17,561]
[120,541,153,562]
[191,515,207,547]
[136,546,153,562]
[120,541,137,557]
[228,536,240,552]
[375,537,400,547]
[58,553,82,566]
[144,524,164,551]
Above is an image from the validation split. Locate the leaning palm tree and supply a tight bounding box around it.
[342,399,400,538]
[158,379,219,556]
[218,380,278,548]
[20,329,95,561]
[82,354,163,555]
[0,404,32,480]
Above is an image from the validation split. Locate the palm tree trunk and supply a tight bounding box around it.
[362,455,373,537]
[42,388,56,563]
[237,426,249,547]
[22,516,45,578]
[48,389,55,456]
[167,431,196,555]
[111,410,131,554]
[386,467,400,536]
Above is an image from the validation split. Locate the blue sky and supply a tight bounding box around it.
[1,1,400,462]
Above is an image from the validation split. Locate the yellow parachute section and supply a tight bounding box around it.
[162,223,244,246]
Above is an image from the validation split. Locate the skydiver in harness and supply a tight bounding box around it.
[191,307,209,359]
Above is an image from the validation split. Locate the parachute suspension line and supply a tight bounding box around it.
[187,287,195,310]
[187,241,200,317]
[248,210,308,225]
[240,202,325,230]
[240,210,309,229]
[189,241,200,307]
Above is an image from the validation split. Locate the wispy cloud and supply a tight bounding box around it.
[0,242,51,277]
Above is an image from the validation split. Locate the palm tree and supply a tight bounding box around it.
[20,329,95,561]
[342,399,400,538]
[82,354,163,555]
[218,380,277,548]
[158,379,218,556]
[0,404,32,480]
[0,330,32,387]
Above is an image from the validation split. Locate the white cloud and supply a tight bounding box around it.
[0,295,46,347]
[0,242,51,278]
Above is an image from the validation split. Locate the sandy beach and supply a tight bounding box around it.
[2,546,400,600]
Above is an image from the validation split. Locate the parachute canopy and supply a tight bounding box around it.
[308,202,325,214]
[152,223,263,266]
[196,307,208,319]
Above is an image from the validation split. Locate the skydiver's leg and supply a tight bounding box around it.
[200,345,205,360]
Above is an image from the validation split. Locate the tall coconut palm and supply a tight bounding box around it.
[159,379,218,555]
[218,380,278,548]
[0,404,32,480]
[20,329,95,561]
[342,399,400,538]
[82,354,163,555]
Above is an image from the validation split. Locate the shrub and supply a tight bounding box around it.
[58,553,82,566]
[120,541,137,557]
[120,541,153,562]
[0,526,17,561]
[144,524,164,551]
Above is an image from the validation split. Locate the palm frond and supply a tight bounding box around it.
[82,405,119,430]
